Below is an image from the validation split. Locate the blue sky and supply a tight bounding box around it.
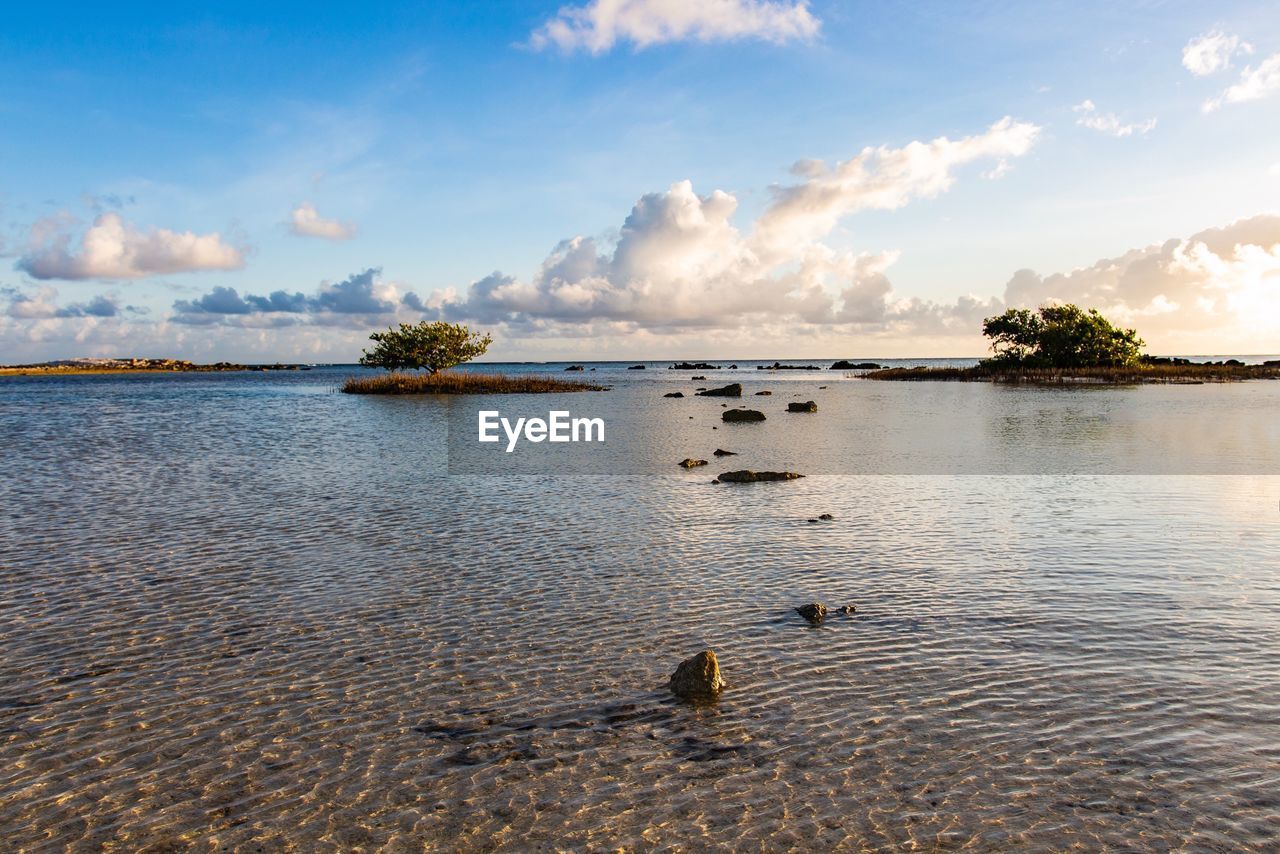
[2,0,1279,361]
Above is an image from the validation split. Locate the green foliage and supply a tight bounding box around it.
[981,304,1144,368]
[359,321,492,373]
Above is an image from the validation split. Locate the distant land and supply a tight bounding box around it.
[0,358,313,376]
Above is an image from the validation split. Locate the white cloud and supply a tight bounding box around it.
[530,0,820,54]
[753,117,1041,259]
[1204,52,1280,111]
[18,213,244,280]
[289,202,357,241]
[438,118,1040,331]
[1072,100,1157,137]
[1182,31,1252,76]
[1002,215,1280,347]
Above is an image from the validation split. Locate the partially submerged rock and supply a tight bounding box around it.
[668,650,726,700]
[713,448,737,456]
[754,390,772,396]
[664,391,685,398]
[817,513,834,521]
[796,603,828,624]
[692,375,706,380]
[787,401,818,413]
[718,470,803,483]
[837,605,856,615]
[679,458,709,468]
[722,409,766,423]
[565,365,585,371]
[831,361,883,370]
[670,362,719,371]
[697,382,742,397]
[628,364,646,370]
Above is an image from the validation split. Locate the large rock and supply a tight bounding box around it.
[831,361,883,370]
[679,458,709,468]
[670,362,719,370]
[565,365,585,371]
[718,470,803,483]
[787,401,818,413]
[668,650,726,700]
[697,383,742,397]
[796,603,827,624]
[664,391,685,398]
[722,409,766,423]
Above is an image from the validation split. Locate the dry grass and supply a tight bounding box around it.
[341,371,608,395]
[864,363,1280,384]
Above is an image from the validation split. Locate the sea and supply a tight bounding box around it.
[2,358,1278,849]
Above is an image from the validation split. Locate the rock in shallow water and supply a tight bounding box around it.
[678,458,708,468]
[718,470,803,483]
[663,392,684,398]
[722,409,766,423]
[796,603,828,624]
[668,649,726,700]
[713,448,737,456]
[696,383,742,397]
[787,401,818,413]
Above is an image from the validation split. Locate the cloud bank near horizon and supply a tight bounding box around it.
[4,211,1278,361]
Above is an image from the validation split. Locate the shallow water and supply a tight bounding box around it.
[2,364,1279,850]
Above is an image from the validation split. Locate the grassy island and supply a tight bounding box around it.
[865,362,1280,384]
[344,321,605,394]
[341,371,606,394]
[866,304,1280,384]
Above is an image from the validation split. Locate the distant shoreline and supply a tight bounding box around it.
[0,358,312,377]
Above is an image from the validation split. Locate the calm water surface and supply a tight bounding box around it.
[2,363,1278,850]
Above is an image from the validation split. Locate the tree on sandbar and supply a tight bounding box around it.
[359,321,492,374]
[981,304,1144,369]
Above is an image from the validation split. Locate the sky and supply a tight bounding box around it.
[2,0,1279,362]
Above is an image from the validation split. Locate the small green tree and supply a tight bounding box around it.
[360,321,492,373]
[981,304,1144,368]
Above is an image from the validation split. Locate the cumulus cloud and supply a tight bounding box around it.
[18,213,245,280]
[530,0,820,53]
[171,268,409,326]
[2,286,129,319]
[1204,51,1280,111]
[754,117,1040,257]
[437,117,1040,332]
[1002,215,1280,345]
[1182,31,1252,76]
[289,202,357,241]
[1072,100,1157,138]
